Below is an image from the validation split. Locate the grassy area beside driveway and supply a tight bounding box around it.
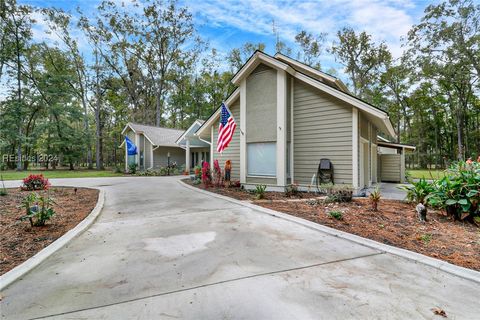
[0,169,126,181]
[407,169,447,180]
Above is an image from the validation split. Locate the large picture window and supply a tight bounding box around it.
[247,142,276,176]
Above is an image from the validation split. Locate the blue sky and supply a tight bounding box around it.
[20,0,433,78]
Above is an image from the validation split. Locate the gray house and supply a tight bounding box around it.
[121,123,185,171]
[195,51,409,191]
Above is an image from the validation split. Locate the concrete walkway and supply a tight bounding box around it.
[1,177,478,319]
[363,182,409,200]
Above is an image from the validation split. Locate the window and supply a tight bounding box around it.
[247,142,276,176]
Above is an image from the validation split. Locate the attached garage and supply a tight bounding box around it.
[377,140,416,183]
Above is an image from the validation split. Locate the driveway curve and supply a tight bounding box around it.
[1,176,478,319]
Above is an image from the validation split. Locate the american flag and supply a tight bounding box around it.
[217,103,237,153]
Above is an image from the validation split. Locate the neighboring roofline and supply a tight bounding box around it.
[195,88,240,137]
[274,53,350,93]
[122,122,186,147]
[175,119,204,144]
[378,141,416,150]
[121,123,156,146]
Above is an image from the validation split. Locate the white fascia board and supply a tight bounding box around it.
[293,72,397,138]
[195,89,240,138]
[175,120,202,145]
[232,52,294,86]
[121,123,135,135]
[275,53,337,82]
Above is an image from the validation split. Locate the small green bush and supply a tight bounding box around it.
[369,187,381,211]
[328,210,343,220]
[428,161,479,221]
[128,163,137,174]
[326,184,353,202]
[20,192,56,227]
[285,183,299,197]
[113,165,123,173]
[254,184,267,200]
[420,233,432,245]
[400,178,434,204]
[0,175,7,196]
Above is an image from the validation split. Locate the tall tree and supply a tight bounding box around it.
[295,30,327,70]
[330,27,392,100]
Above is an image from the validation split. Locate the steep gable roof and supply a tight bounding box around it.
[122,123,184,147]
[197,51,396,139]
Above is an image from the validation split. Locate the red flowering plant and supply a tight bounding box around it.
[213,160,223,187]
[21,174,50,191]
[201,161,211,187]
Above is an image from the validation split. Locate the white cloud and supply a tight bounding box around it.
[188,0,418,58]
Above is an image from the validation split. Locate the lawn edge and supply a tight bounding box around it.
[178,180,480,284]
[0,189,106,291]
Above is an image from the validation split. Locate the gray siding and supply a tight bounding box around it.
[212,100,240,181]
[380,154,401,182]
[144,139,152,168]
[246,64,277,143]
[246,176,276,185]
[293,80,353,185]
[153,147,185,168]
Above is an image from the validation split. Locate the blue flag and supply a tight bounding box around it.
[125,136,137,155]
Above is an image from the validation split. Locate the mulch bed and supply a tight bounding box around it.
[185,180,480,271]
[0,187,99,275]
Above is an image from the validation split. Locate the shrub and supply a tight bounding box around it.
[0,175,7,196]
[213,160,222,187]
[254,184,267,200]
[400,178,434,204]
[20,192,56,227]
[328,210,343,220]
[369,187,381,211]
[428,161,479,221]
[419,233,432,245]
[21,174,50,191]
[201,162,211,187]
[193,178,201,185]
[113,165,123,173]
[0,162,6,171]
[285,183,299,197]
[230,180,241,188]
[194,166,202,180]
[326,184,353,202]
[128,163,137,174]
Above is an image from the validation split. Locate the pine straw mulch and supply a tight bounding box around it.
[185,180,480,271]
[0,187,99,275]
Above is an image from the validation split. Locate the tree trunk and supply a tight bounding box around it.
[94,51,104,170]
[15,24,22,171]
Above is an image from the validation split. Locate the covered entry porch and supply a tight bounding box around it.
[176,120,211,172]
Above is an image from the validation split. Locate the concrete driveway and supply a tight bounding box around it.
[1,177,478,319]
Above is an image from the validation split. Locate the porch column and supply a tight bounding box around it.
[400,147,406,183]
[352,108,359,189]
[240,78,247,184]
[185,138,191,172]
[125,142,128,172]
[135,133,140,168]
[276,69,287,187]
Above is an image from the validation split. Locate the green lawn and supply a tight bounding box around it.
[407,169,447,180]
[0,169,127,181]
